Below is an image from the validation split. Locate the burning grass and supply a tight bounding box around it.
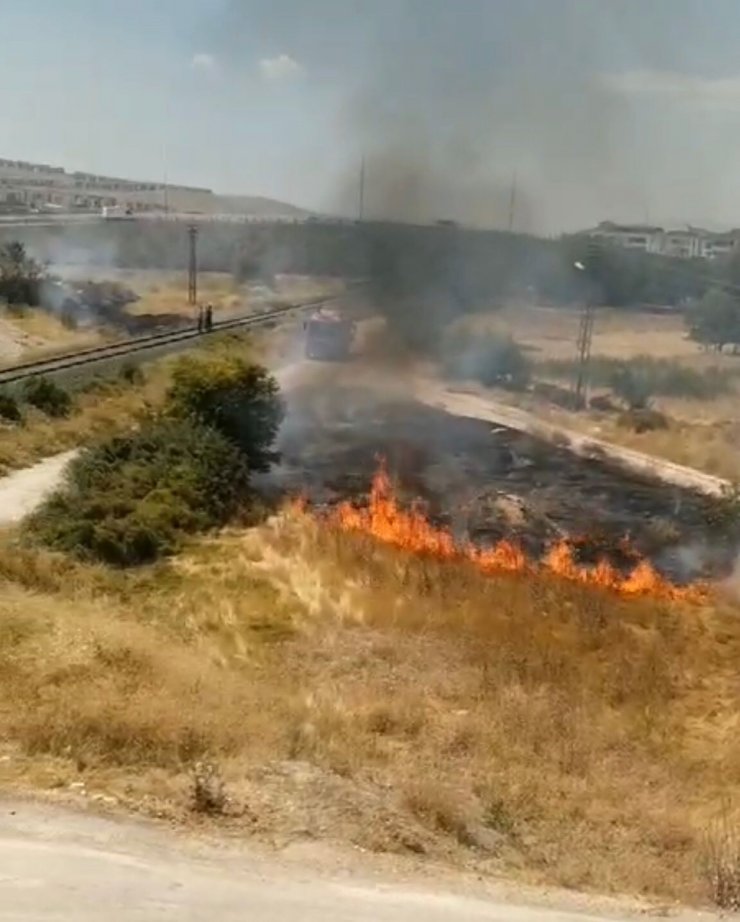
[301,459,707,603]
[0,506,738,907]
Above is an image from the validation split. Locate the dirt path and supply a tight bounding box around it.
[0,799,716,922]
[0,449,77,525]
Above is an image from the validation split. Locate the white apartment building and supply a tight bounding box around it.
[584,221,739,260]
[0,157,213,213]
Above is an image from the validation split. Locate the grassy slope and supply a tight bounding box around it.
[0,512,737,906]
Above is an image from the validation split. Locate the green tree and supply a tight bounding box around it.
[0,241,44,306]
[686,288,740,351]
[166,354,283,471]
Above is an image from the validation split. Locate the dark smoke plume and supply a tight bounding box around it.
[214,0,727,232]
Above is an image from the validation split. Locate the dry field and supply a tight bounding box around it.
[0,307,105,366]
[0,510,738,908]
[465,305,740,481]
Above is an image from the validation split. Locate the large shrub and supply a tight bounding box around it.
[166,354,283,472]
[0,390,22,423]
[27,418,251,566]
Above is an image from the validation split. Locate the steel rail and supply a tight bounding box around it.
[0,296,333,385]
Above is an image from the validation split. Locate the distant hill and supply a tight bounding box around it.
[213,194,312,218]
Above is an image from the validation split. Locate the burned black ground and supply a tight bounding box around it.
[265,385,735,582]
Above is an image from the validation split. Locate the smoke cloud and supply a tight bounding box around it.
[214,0,740,233]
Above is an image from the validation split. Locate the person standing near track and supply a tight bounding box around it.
[205,303,213,332]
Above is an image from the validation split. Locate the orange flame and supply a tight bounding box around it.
[300,459,706,604]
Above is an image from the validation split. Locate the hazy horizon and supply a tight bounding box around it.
[4,0,740,233]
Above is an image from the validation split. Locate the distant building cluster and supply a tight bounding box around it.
[583,221,738,260]
[0,157,214,214]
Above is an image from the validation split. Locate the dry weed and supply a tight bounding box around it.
[701,810,740,909]
[191,761,228,815]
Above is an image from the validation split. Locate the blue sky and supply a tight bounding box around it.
[4,0,740,231]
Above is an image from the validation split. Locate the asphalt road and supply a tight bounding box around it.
[0,800,707,922]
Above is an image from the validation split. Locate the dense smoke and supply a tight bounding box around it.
[216,0,736,232]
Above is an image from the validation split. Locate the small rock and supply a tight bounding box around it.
[464,824,506,854]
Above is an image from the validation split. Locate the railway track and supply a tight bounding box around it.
[0,296,333,385]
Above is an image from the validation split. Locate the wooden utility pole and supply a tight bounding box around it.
[187,224,198,306]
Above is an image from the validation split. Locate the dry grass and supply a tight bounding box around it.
[0,308,105,367]
[1,511,739,906]
[0,366,167,475]
[121,271,343,318]
[128,271,242,317]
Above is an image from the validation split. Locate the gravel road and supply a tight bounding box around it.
[0,800,717,922]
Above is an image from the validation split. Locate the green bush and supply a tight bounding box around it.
[443,329,531,390]
[166,354,283,472]
[610,365,654,410]
[21,375,72,417]
[27,418,251,566]
[118,359,145,386]
[617,408,670,433]
[0,390,22,423]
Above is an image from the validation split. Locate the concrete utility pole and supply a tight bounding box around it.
[187,224,198,306]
